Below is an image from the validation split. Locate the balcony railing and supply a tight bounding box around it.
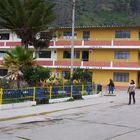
[49,40,140,47]
[0,41,21,46]
[0,39,140,48]
[36,60,140,70]
[0,59,140,70]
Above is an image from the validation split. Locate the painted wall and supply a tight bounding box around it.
[57,49,83,61]
[89,49,139,62]
[58,27,140,40]
[57,49,139,62]
[51,68,138,88]
[92,70,138,87]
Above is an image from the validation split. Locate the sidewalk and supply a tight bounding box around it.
[0,89,134,121]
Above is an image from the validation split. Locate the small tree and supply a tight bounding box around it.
[23,66,51,86]
[73,68,92,83]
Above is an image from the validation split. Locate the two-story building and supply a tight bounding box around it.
[0,25,140,88]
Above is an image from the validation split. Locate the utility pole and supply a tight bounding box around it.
[70,0,75,79]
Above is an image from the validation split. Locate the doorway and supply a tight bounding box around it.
[82,51,89,61]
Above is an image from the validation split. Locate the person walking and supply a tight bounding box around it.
[107,79,115,94]
[127,80,136,105]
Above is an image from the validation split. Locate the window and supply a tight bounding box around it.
[38,51,51,58]
[83,31,90,40]
[0,51,6,58]
[115,30,130,38]
[115,51,130,59]
[74,51,80,58]
[63,32,77,40]
[62,71,70,79]
[114,72,129,82]
[63,51,80,59]
[0,33,10,40]
[63,51,71,58]
[0,69,7,76]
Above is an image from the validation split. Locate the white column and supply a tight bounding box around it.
[82,40,84,46]
[81,61,83,67]
[54,41,56,46]
[111,40,114,46]
[4,41,6,46]
[53,60,55,66]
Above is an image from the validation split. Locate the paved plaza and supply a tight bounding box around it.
[0,90,140,140]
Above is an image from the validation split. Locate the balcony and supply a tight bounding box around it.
[0,41,21,47]
[36,60,140,70]
[1,58,140,70]
[0,39,140,49]
[49,40,140,49]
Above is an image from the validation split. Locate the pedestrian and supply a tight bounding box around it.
[107,79,115,94]
[127,80,136,105]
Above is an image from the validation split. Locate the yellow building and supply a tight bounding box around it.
[1,25,140,89]
[44,25,140,89]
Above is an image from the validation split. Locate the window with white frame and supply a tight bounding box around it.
[115,51,130,59]
[115,30,130,38]
[63,31,77,40]
[0,51,6,58]
[0,33,10,40]
[63,51,80,59]
[83,31,90,40]
[38,51,51,58]
[114,72,129,82]
[74,51,80,58]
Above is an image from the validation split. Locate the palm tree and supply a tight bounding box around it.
[0,0,55,50]
[3,46,35,88]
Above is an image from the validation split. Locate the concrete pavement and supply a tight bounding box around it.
[0,90,140,140]
[0,89,134,121]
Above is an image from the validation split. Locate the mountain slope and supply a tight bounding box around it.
[52,0,140,26]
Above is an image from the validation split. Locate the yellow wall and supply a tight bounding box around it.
[52,69,138,87]
[57,49,139,62]
[58,27,140,40]
[57,49,84,61]
[89,49,139,62]
[92,70,138,87]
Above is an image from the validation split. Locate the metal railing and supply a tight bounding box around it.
[0,83,98,105]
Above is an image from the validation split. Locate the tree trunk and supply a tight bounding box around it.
[17,75,20,89]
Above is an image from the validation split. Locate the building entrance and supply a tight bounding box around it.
[82,51,89,61]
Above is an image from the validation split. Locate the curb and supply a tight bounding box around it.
[0,102,101,122]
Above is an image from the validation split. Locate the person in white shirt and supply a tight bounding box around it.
[127,80,136,105]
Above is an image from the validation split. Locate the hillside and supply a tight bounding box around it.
[52,0,140,26]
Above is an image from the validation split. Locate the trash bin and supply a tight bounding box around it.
[97,84,102,94]
[36,96,49,105]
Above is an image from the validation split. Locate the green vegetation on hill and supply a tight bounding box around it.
[52,0,140,26]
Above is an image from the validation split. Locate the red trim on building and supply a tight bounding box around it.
[83,61,110,67]
[36,60,53,66]
[6,42,22,46]
[113,62,140,68]
[0,42,4,46]
[114,40,140,46]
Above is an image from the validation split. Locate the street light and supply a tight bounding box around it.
[70,0,75,79]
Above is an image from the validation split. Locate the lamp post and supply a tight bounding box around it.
[70,0,75,79]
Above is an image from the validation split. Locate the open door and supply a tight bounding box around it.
[82,51,89,61]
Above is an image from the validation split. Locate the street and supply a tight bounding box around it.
[0,91,140,140]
